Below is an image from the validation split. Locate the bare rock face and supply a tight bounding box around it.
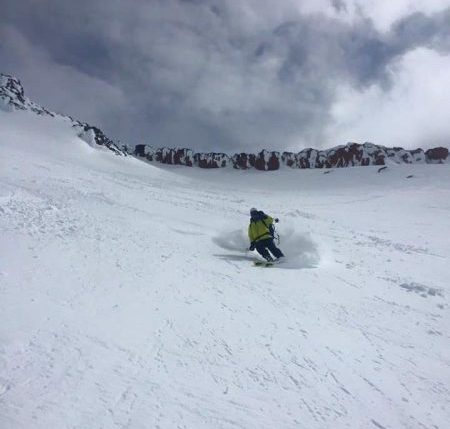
[1,74,55,117]
[0,73,126,156]
[282,148,329,168]
[134,145,195,166]
[410,149,426,163]
[0,74,27,109]
[76,124,124,155]
[132,141,449,170]
[328,143,367,167]
[325,143,386,167]
[253,150,280,170]
[232,153,256,169]
[155,148,194,166]
[194,153,230,168]
[134,144,147,157]
[281,143,427,169]
[297,149,327,168]
[385,147,427,164]
[267,152,280,170]
[282,152,296,167]
[313,149,328,168]
[426,147,449,164]
[134,144,157,162]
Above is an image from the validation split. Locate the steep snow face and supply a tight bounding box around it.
[0,73,125,156]
[1,110,450,429]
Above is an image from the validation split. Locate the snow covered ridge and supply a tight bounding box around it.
[0,73,126,156]
[2,72,448,167]
[134,143,449,170]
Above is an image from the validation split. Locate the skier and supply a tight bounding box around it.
[248,207,284,262]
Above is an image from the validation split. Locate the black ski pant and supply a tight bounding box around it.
[255,238,284,261]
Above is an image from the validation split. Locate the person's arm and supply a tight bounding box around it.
[265,214,279,223]
[264,215,274,224]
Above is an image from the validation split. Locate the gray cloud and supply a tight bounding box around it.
[1,0,450,151]
[331,0,348,14]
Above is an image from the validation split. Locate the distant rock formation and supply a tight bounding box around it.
[194,152,229,168]
[425,147,449,164]
[0,73,125,156]
[2,73,448,168]
[133,141,449,170]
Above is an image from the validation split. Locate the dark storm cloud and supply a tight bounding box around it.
[270,9,449,88]
[391,9,450,52]
[331,0,348,14]
[1,1,450,151]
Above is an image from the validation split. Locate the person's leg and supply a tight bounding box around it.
[255,240,274,261]
[266,239,284,258]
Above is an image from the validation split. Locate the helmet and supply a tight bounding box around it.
[250,207,258,215]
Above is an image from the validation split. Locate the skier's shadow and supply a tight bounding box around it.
[214,253,255,262]
[214,253,317,269]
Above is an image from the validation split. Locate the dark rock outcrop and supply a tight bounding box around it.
[254,150,280,171]
[194,153,230,168]
[280,143,433,169]
[232,153,256,169]
[281,152,296,168]
[324,143,386,167]
[426,147,449,164]
[297,149,328,168]
[385,147,426,164]
[134,144,147,157]
[155,148,194,166]
[133,141,449,170]
[1,74,55,117]
[134,146,197,166]
[76,124,124,156]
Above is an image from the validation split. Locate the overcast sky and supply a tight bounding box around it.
[1,0,450,152]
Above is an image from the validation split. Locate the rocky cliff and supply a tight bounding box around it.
[134,142,448,170]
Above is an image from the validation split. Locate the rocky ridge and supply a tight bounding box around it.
[1,73,448,169]
[0,74,125,156]
[134,143,449,170]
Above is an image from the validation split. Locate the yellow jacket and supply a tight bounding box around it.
[248,215,274,243]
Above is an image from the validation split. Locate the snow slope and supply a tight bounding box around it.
[1,109,449,429]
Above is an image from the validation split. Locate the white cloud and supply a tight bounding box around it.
[350,0,450,31]
[327,48,450,148]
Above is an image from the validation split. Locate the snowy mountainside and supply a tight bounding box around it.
[0,73,125,156]
[1,107,450,429]
[2,73,448,173]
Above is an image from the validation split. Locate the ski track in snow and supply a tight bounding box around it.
[1,111,450,428]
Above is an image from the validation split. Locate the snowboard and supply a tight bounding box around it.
[253,260,278,267]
